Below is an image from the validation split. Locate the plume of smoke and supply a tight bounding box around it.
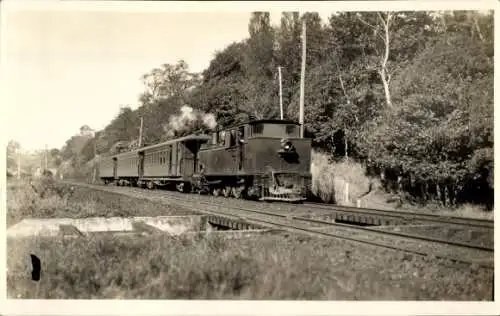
[164,105,217,137]
[202,113,217,130]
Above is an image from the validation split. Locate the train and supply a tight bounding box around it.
[98,119,312,202]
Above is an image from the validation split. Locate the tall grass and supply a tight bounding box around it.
[310,151,493,219]
[7,233,493,300]
[6,179,199,227]
[311,150,382,206]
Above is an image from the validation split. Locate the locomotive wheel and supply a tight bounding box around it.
[177,182,191,193]
[212,188,222,197]
[222,186,232,198]
[176,183,184,193]
[146,181,155,190]
[232,186,245,199]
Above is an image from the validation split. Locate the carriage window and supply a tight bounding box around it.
[212,132,218,145]
[238,126,245,140]
[252,123,264,135]
[229,130,237,147]
[168,145,173,166]
[219,131,226,146]
[286,124,298,136]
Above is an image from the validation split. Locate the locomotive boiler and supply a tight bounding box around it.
[98,119,312,202]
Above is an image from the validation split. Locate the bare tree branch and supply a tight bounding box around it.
[357,14,378,30]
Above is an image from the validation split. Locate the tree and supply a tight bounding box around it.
[140,60,201,105]
[191,42,249,126]
[6,140,21,171]
[275,12,302,114]
[79,125,94,136]
[242,12,279,119]
[357,11,493,205]
[355,12,396,109]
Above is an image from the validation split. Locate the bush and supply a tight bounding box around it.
[311,150,382,206]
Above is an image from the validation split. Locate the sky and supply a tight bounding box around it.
[1,6,331,151]
[0,1,493,152]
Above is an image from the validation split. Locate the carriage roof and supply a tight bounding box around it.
[105,120,300,159]
[108,134,211,159]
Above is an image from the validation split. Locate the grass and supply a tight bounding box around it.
[6,178,494,300]
[310,151,494,220]
[6,178,199,227]
[7,233,493,300]
[311,151,389,206]
[432,203,494,220]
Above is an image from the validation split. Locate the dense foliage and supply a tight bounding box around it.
[46,10,493,209]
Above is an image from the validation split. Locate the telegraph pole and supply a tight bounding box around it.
[138,117,144,147]
[278,66,283,120]
[299,19,307,138]
[93,132,98,183]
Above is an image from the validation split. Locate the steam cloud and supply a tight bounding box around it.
[165,105,217,137]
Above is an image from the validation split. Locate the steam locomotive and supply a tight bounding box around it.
[98,119,312,202]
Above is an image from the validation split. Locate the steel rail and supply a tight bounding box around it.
[302,202,494,229]
[61,181,493,268]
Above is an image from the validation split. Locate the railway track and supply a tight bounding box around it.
[300,202,494,229]
[88,181,493,249]
[61,181,493,268]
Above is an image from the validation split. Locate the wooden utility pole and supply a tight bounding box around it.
[93,133,98,184]
[299,19,307,138]
[138,117,144,147]
[278,66,283,120]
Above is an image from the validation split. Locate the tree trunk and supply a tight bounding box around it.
[436,182,443,206]
[378,12,393,109]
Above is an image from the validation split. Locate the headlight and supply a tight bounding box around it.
[280,138,294,152]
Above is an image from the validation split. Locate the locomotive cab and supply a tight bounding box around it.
[198,119,312,202]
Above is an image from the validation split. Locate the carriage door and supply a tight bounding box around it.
[177,142,183,175]
[138,152,145,178]
[238,126,245,171]
[112,157,118,179]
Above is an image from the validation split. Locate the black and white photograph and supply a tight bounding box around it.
[1,0,497,312]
